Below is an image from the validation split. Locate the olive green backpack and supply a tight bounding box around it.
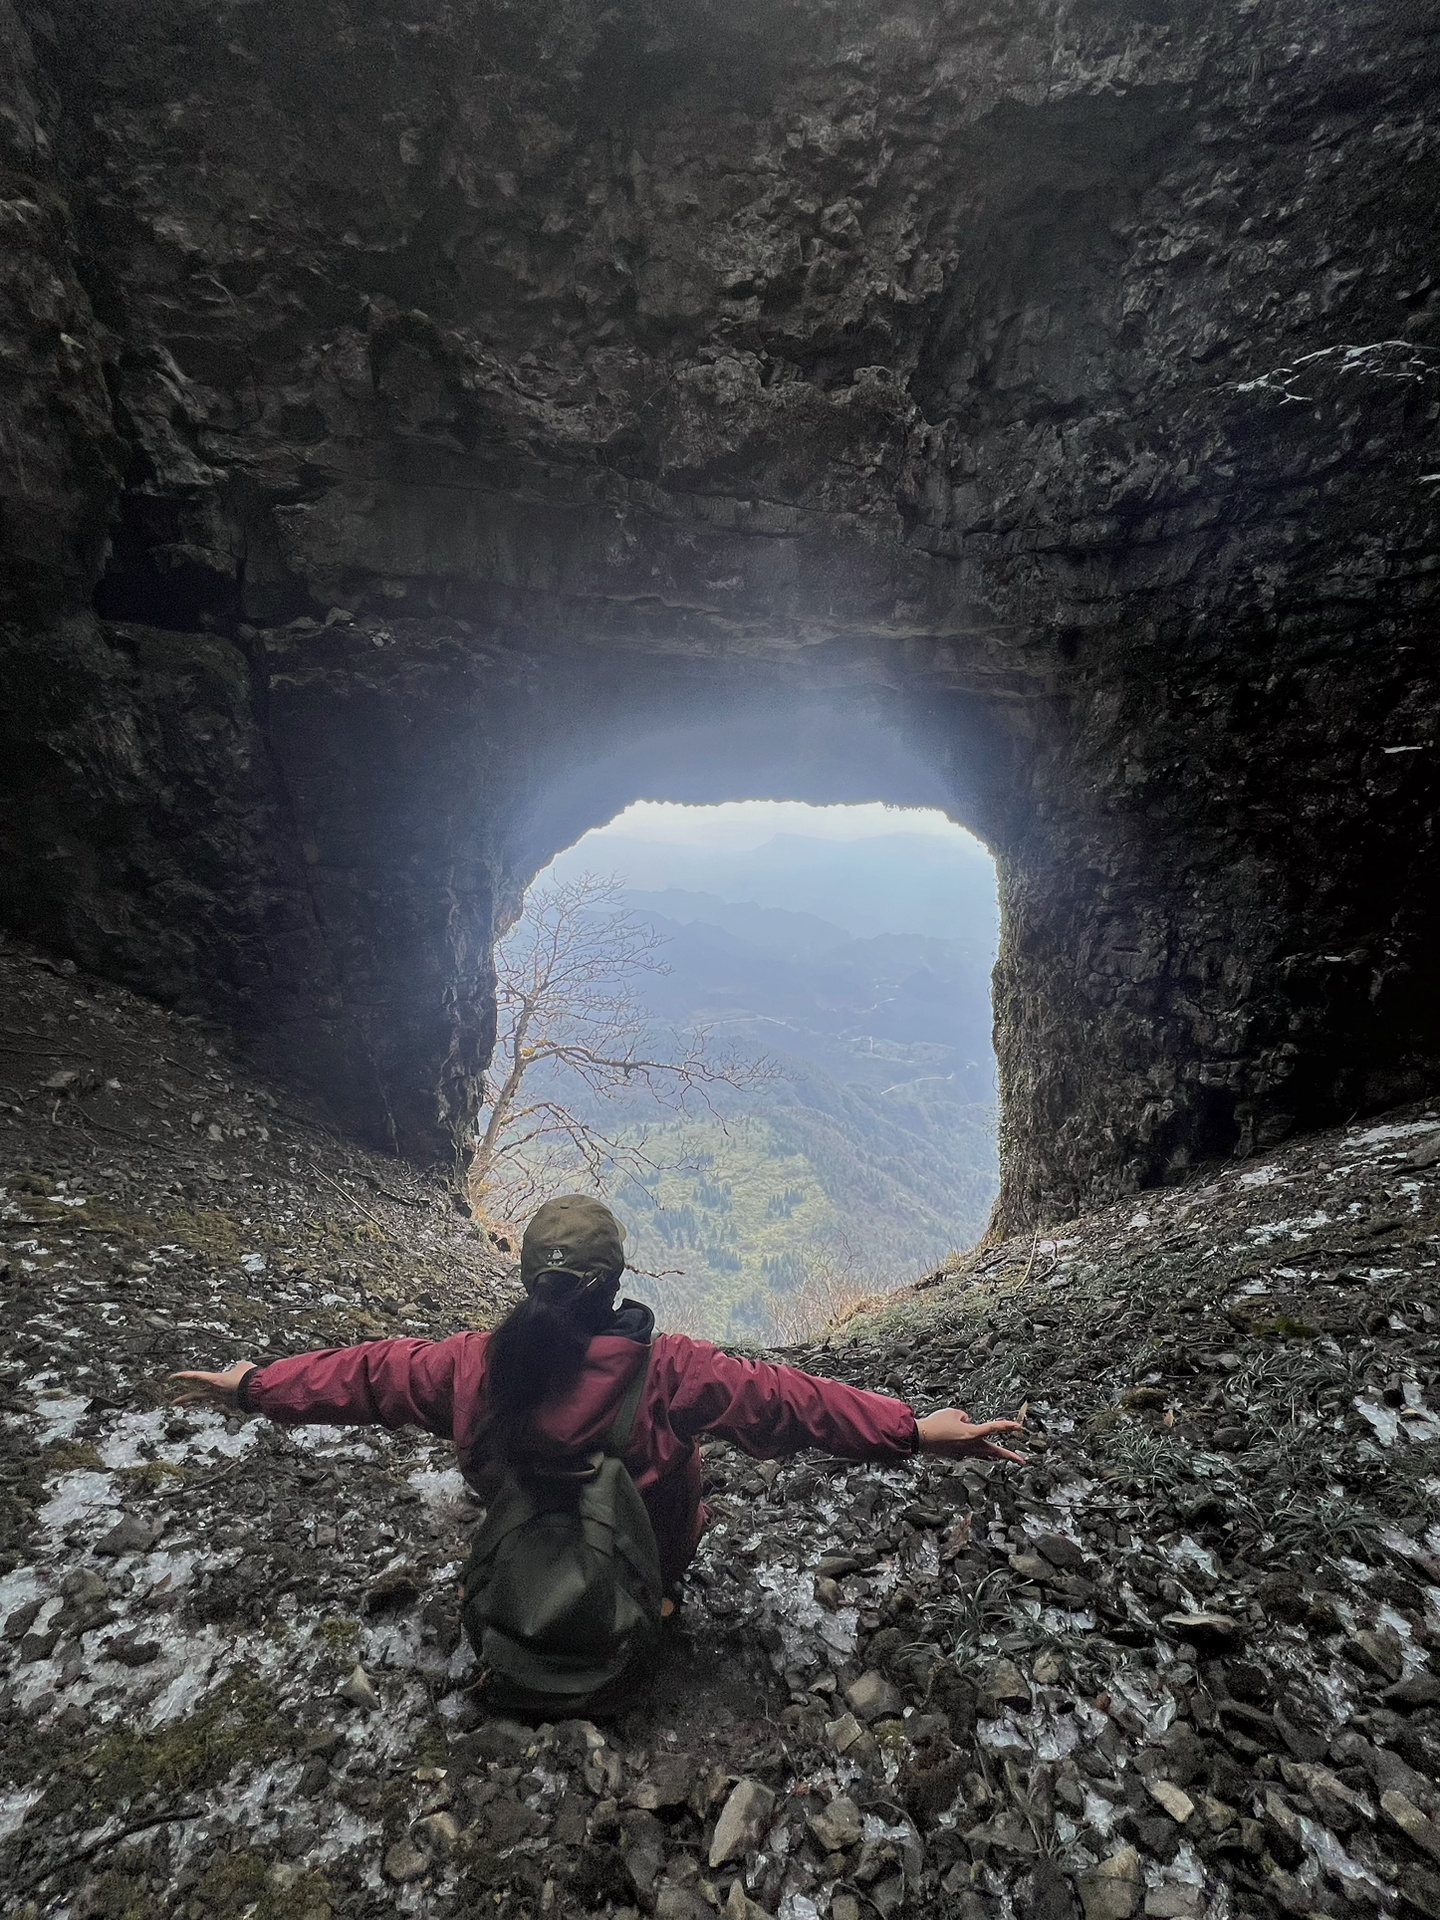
[460,1349,664,1713]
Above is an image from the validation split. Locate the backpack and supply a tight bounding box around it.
[460,1347,664,1713]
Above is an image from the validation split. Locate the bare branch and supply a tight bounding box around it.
[469,869,775,1217]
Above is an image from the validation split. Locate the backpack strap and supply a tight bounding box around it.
[605,1345,650,1458]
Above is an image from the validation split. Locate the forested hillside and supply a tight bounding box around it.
[523,831,1001,1337]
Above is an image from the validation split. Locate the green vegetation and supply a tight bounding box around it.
[39,1674,284,1823]
[608,1083,996,1339]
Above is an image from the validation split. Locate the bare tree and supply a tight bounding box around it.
[469,873,772,1221]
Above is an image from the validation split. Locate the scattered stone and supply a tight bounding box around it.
[1143,1890,1202,1919]
[382,1840,429,1884]
[1382,1790,1440,1865]
[826,1711,865,1753]
[1386,1672,1440,1711]
[965,1810,1038,1859]
[629,1753,697,1811]
[845,1669,903,1722]
[1147,1781,1194,1825]
[1034,1532,1089,1573]
[1076,1846,1141,1920]
[725,1881,772,1920]
[656,1887,714,1920]
[809,1795,862,1851]
[337,1663,379,1711]
[708,1778,776,1867]
[977,1658,1030,1714]
[1159,1612,1243,1652]
[3,1600,41,1641]
[1278,1759,1371,1833]
[815,1554,861,1577]
[104,1630,161,1666]
[94,1513,159,1556]
[62,1566,109,1609]
[1402,1867,1440,1920]
[414,1811,462,1853]
[5,938,1440,1918]
[1346,1628,1406,1683]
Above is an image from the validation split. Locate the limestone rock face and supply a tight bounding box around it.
[1,0,1438,1211]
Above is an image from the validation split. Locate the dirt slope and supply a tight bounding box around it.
[2,934,1439,1920]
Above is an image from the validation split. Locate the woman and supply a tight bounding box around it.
[174,1195,1024,1605]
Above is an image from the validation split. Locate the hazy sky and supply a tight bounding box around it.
[575,799,989,855]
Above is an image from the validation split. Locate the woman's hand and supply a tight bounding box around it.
[915,1407,1027,1463]
[169,1362,257,1412]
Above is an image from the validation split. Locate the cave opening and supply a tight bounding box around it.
[473,697,1005,1339]
[484,792,1001,1341]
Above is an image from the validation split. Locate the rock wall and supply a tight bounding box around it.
[1,0,1438,1221]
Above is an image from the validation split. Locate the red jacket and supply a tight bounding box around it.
[239,1325,918,1587]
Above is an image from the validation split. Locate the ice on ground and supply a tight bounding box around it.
[38,1468,119,1533]
[20,1391,91,1442]
[1353,1398,1402,1446]
[407,1465,471,1514]
[754,1561,858,1665]
[0,1785,43,1840]
[1348,1118,1440,1145]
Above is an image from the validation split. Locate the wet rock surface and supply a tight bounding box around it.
[2,939,1440,1918]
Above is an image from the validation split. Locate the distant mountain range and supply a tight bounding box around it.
[528,833,1000,1338]
[549,830,1000,942]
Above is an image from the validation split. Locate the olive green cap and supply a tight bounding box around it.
[520,1194,626,1292]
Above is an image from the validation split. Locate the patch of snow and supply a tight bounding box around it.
[37,1468,119,1533]
[1082,1789,1119,1837]
[1353,1397,1435,1447]
[0,1785,43,1840]
[0,1564,45,1623]
[1110,1666,1176,1741]
[754,1561,858,1666]
[1297,1810,1386,1902]
[976,1711,1032,1756]
[1166,1535,1220,1582]
[1347,1119,1440,1146]
[283,1423,374,1460]
[1246,1211,1330,1243]
[26,1391,91,1442]
[407,1466,471,1515]
[1238,1165,1281,1187]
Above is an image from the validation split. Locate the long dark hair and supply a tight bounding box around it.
[484,1271,618,1459]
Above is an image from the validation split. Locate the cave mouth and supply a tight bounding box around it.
[482,782,1002,1341]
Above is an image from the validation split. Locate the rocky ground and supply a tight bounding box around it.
[2,933,1440,1920]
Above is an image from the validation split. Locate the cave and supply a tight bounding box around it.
[2,0,1438,1233]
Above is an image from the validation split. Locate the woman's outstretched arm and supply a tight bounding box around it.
[170,1334,479,1438]
[658,1337,1026,1465]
